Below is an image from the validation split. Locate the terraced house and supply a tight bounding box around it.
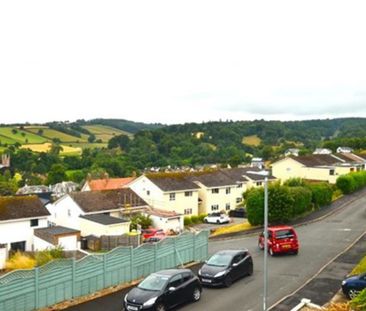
[271,153,366,184]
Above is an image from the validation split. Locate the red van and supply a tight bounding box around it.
[258,225,299,256]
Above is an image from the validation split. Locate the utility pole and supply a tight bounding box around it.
[263,177,268,311]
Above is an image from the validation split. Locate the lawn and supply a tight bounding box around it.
[21,143,82,155]
[0,127,47,144]
[242,135,262,146]
[210,221,255,236]
[83,125,133,142]
[26,127,88,143]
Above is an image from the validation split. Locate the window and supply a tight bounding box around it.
[232,254,243,264]
[212,188,219,194]
[256,182,262,186]
[225,203,230,211]
[168,274,182,288]
[211,204,219,211]
[226,187,231,194]
[30,219,39,227]
[236,197,242,203]
[184,191,192,197]
[147,190,150,196]
[237,183,242,188]
[182,272,192,283]
[329,169,335,176]
[350,168,355,172]
[169,193,176,201]
[184,208,192,215]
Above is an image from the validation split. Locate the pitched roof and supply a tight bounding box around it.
[289,154,341,167]
[190,170,238,188]
[221,167,276,182]
[34,226,80,245]
[145,208,182,218]
[69,189,147,213]
[337,153,366,163]
[0,196,50,221]
[86,177,135,191]
[80,214,129,225]
[147,176,200,192]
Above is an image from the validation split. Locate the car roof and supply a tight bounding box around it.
[153,269,191,276]
[214,249,248,256]
[268,225,295,231]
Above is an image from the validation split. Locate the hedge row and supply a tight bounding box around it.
[184,214,207,226]
[336,171,366,194]
[246,181,333,226]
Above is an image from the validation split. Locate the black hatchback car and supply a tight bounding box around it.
[123,269,202,311]
[342,272,366,299]
[198,249,253,287]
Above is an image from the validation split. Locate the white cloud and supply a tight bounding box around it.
[0,0,366,124]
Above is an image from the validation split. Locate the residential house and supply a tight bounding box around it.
[285,148,300,157]
[144,208,184,232]
[51,181,79,198]
[48,189,148,237]
[337,146,353,153]
[0,196,50,252]
[313,148,332,155]
[251,157,264,169]
[81,177,135,191]
[271,153,363,184]
[129,175,200,216]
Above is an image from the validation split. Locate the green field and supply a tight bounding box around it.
[83,125,133,142]
[67,142,107,149]
[0,134,17,145]
[0,127,48,144]
[26,127,88,143]
[242,135,262,146]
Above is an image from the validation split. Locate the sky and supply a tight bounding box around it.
[1,0,366,125]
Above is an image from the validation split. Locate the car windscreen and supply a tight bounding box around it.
[206,253,232,267]
[138,274,169,291]
[275,229,294,239]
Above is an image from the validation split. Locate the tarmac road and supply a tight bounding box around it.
[67,191,366,311]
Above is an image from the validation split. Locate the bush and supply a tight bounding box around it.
[288,186,312,217]
[190,215,200,224]
[5,252,36,270]
[130,213,152,230]
[184,216,192,226]
[307,183,333,208]
[350,288,366,310]
[337,175,357,194]
[198,214,207,222]
[35,250,53,266]
[284,178,307,187]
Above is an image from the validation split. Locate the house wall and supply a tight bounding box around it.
[195,182,239,214]
[48,195,85,230]
[0,246,7,270]
[34,236,54,250]
[148,215,183,232]
[271,158,305,183]
[0,218,48,251]
[130,176,199,215]
[79,218,130,237]
[58,236,79,250]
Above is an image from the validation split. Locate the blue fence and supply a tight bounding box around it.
[0,231,209,311]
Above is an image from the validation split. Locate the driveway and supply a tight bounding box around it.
[66,189,366,311]
[192,216,245,231]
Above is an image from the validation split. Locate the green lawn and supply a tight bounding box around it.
[26,127,88,143]
[0,134,17,145]
[83,125,133,142]
[0,127,47,144]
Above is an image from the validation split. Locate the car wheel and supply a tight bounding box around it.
[155,303,166,311]
[247,264,253,276]
[347,288,360,299]
[269,247,274,256]
[224,275,232,287]
[192,287,201,302]
[204,219,208,223]
[216,220,220,224]
[293,250,299,255]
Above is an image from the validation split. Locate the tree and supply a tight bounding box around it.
[130,213,152,230]
[50,143,63,156]
[37,129,44,136]
[46,164,67,185]
[11,128,18,135]
[0,181,18,196]
[88,134,96,143]
[108,134,131,150]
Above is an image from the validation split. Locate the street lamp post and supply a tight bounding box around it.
[263,177,268,311]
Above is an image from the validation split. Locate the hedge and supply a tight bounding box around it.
[288,186,312,217]
[337,171,366,194]
[307,182,333,208]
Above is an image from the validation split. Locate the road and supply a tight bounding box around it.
[67,193,366,311]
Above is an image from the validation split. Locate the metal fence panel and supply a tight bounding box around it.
[0,231,208,311]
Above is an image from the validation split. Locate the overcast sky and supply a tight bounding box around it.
[1,0,366,125]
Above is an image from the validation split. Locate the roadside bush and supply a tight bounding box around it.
[350,288,366,310]
[283,178,307,187]
[184,216,193,226]
[198,214,207,223]
[336,175,356,194]
[5,252,36,271]
[288,186,312,217]
[307,183,333,208]
[190,215,200,224]
[246,188,265,226]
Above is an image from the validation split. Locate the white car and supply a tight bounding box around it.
[204,213,230,224]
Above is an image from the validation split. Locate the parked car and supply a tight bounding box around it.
[123,269,202,311]
[229,207,247,218]
[258,225,299,256]
[198,249,253,287]
[142,228,165,240]
[342,273,366,299]
[144,235,166,243]
[204,213,230,224]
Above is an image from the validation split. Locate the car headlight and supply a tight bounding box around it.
[124,294,128,303]
[342,280,346,286]
[198,269,202,276]
[214,270,227,278]
[143,297,158,307]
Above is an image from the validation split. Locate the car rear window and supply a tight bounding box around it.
[275,229,294,239]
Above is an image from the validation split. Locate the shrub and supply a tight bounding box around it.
[184,216,192,226]
[350,288,366,310]
[246,188,265,226]
[288,186,312,217]
[283,178,307,187]
[5,252,36,271]
[307,183,333,208]
[130,213,152,230]
[198,214,207,223]
[35,250,53,266]
[336,175,356,194]
[190,215,200,224]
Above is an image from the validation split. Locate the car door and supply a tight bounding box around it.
[181,272,195,301]
[230,254,243,280]
[357,274,366,291]
[164,273,184,308]
[241,251,253,275]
